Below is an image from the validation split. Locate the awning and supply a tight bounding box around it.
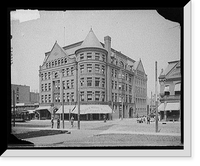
[57,105,112,114]
[174,83,181,91]
[158,103,165,112]
[165,102,180,111]
[35,106,51,113]
[27,110,35,114]
[56,105,76,114]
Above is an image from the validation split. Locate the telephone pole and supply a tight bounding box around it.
[155,61,158,132]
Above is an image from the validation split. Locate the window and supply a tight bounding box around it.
[48,72,51,79]
[62,69,65,77]
[129,95,132,103]
[164,85,170,95]
[58,59,60,65]
[71,92,74,102]
[95,77,100,87]
[52,61,54,67]
[129,75,131,83]
[112,93,114,102]
[80,64,84,73]
[66,80,70,89]
[87,52,92,59]
[111,80,114,89]
[80,78,84,86]
[125,74,128,81]
[111,69,114,77]
[114,70,117,78]
[48,94,51,103]
[102,65,105,74]
[55,60,57,66]
[95,53,100,60]
[71,79,74,88]
[61,58,64,64]
[174,83,181,95]
[57,93,60,102]
[66,93,70,102]
[41,73,44,80]
[115,81,117,89]
[87,91,92,101]
[115,93,117,102]
[41,84,44,92]
[95,64,100,73]
[102,78,105,88]
[80,53,84,60]
[102,91,105,102]
[95,91,100,101]
[125,84,128,91]
[46,63,48,68]
[54,72,58,78]
[44,73,47,80]
[126,95,128,103]
[129,85,132,93]
[64,57,67,63]
[66,68,69,76]
[87,77,92,86]
[119,84,122,90]
[71,67,74,75]
[80,91,84,101]
[45,83,47,91]
[102,54,105,61]
[48,83,51,91]
[41,95,44,103]
[62,81,65,89]
[87,64,92,72]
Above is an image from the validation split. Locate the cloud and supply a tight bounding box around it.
[11,9,40,23]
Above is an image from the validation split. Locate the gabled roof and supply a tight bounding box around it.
[159,60,180,78]
[43,41,68,65]
[80,28,104,49]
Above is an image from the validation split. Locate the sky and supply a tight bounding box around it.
[10,10,180,97]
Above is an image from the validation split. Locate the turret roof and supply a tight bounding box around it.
[80,28,104,49]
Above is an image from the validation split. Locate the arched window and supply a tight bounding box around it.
[119,61,124,68]
[64,57,67,63]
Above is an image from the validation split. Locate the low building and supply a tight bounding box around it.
[158,60,181,121]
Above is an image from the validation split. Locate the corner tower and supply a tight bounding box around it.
[75,28,108,103]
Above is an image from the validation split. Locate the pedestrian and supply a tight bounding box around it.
[70,116,74,128]
[51,117,54,128]
[57,117,60,129]
[103,115,106,123]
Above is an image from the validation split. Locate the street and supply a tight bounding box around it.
[11,118,182,147]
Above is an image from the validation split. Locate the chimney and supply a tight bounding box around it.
[104,36,111,63]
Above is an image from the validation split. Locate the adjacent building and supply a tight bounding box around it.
[38,29,147,120]
[158,60,181,121]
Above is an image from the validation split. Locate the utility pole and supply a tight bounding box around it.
[155,61,158,132]
[76,61,80,129]
[62,78,64,129]
[12,90,15,127]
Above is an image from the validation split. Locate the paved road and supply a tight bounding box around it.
[12,118,182,147]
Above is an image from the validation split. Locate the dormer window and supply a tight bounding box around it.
[64,57,67,63]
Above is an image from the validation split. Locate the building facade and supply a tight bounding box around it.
[158,60,181,121]
[38,29,147,120]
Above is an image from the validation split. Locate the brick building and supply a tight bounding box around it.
[38,29,147,120]
[158,60,181,121]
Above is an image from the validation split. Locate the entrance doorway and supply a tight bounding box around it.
[129,107,133,118]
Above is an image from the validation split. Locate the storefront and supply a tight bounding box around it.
[158,102,180,121]
[56,104,113,121]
